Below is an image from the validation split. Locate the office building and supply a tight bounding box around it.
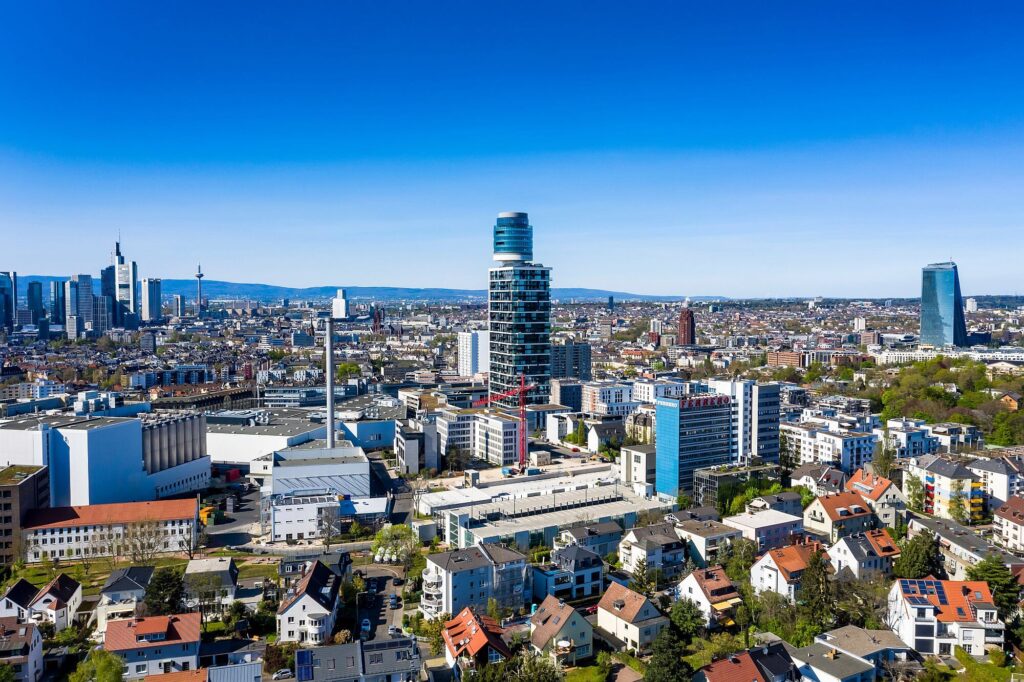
[0,272,15,332]
[655,394,733,497]
[64,275,94,330]
[678,306,696,345]
[25,282,44,324]
[457,330,490,376]
[706,379,781,465]
[173,294,185,318]
[488,211,551,408]
[140,278,162,322]
[965,297,978,313]
[920,262,968,347]
[48,281,65,324]
[0,466,49,569]
[549,378,582,412]
[331,288,350,319]
[551,340,592,380]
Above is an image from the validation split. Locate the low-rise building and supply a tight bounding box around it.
[751,541,828,603]
[276,561,340,644]
[815,625,914,676]
[676,566,743,629]
[529,596,593,666]
[293,637,420,682]
[994,495,1024,553]
[786,642,874,682]
[789,463,847,496]
[184,558,239,616]
[553,521,623,559]
[828,529,901,579]
[746,492,802,517]
[595,582,669,654]
[844,469,907,529]
[803,492,875,543]
[532,545,604,601]
[721,509,803,552]
[0,574,83,632]
[441,608,511,674]
[888,578,1004,657]
[105,613,202,680]
[673,519,742,568]
[618,523,686,581]
[96,566,154,635]
[0,618,42,682]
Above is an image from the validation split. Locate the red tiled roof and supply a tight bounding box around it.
[863,529,901,559]
[104,613,201,652]
[897,579,995,623]
[144,670,207,682]
[814,492,872,521]
[597,582,654,624]
[700,651,767,682]
[442,607,511,661]
[846,469,895,502]
[995,496,1024,524]
[23,498,198,530]
[763,542,828,583]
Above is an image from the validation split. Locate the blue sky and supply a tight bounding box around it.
[2,1,1023,297]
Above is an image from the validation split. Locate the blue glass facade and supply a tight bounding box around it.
[493,211,533,262]
[920,262,967,347]
[655,394,732,498]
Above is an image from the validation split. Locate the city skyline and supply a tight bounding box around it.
[3,3,1024,296]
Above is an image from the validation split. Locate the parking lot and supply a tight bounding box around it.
[355,569,406,642]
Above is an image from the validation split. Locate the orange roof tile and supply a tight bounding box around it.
[104,613,201,652]
[763,542,828,583]
[597,582,653,624]
[863,528,901,559]
[442,607,511,661]
[814,491,872,521]
[700,651,768,682]
[24,498,198,530]
[846,469,896,502]
[897,579,995,623]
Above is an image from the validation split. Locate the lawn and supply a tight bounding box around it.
[10,556,190,596]
[566,665,608,682]
[237,560,281,582]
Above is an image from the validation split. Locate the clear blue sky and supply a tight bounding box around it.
[2,1,1023,297]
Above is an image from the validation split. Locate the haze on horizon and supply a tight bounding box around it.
[2,2,1023,299]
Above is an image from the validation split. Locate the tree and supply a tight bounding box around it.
[178,526,208,560]
[144,567,184,616]
[185,572,225,623]
[423,613,449,656]
[723,538,758,583]
[371,524,419,571]
[0,665,14,682]
[949,479,969,524]
[69,649,125,682]
[644,627,693,682]
[893,530,943,580]
[474,653,564,682]
[628,558,656,596]
[966,554,1019,621]
[905,475,925,513]
[800,549,835,629]
[871,443,895,479]
[486,597,500,622]
[669,598,705,641]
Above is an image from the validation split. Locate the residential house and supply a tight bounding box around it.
[902,455,983,522]
[673,519,742,568]
[142,662,263,682]
[618,523,686,580]
[441,608,511,674]
[789,464,847,496]
[785,642,874,682]
[97,566,154,635]
[529,596,594,666]
[746,493,802,517]
[844,469,907,529]
[531,545,604,601]
[815,625,914,677]
[994,496,1024,553]
[276,561,340,644]
[105,613,202,680]
[721,509,803,552]
[553,521,623,559]
[0,618,43,682]
[888,578,1004,657]
[803,492,875,543]
[0,574,82,632]
[184,558,239,616]
[828,529,901,579]
[676,566,743,629]
[595,582,669,654]
[420,544,528,620]
[751,541,829,603]
[693,651,767,682]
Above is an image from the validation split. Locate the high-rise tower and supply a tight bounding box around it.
[195,264,205,316]
[678,306,696,345]
[487,212,551,408]
[920,262,967,347]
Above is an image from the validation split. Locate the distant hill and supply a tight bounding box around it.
[16,275,727,303]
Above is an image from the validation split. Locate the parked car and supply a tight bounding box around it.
[361,618,372,633]
[272,670,294,680]
[388,625,401,637]
[392,577,404,586]
[389,594,399,609]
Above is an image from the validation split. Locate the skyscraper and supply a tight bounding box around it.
[141,278,162,322]
[65,274,94,329]
[26,282,44,324]
[114,241,139,317]
[488,212,551,408]
[550,340,592,380]
[678,307,696,345]
[332,289,350,319]
[0,272,15,332]
[920,262,968,347]
[173,294,185,318]
[706,379,781,466]
[49,281,66,324]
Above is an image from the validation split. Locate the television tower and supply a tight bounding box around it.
[195,263,205,316]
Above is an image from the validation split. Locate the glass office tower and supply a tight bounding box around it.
[488,212,551,408]
[920,262,968,347]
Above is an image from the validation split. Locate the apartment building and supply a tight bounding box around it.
[844,469,907,529]
[420,544,528,620]
[721,509,803,552]
[0,465,49,569]
[618,523,687,580]
[105,613,201,679]
[828,529,901,579]
[966,451,1024,512]
[888,579,1003,657]
[994,496,1024,553]
[780,423,876,474]
[902,455,983,522]
[435,407,520,466]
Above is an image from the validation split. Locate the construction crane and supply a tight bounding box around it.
[472,374,535,471]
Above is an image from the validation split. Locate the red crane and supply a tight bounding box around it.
[472,374,535,470]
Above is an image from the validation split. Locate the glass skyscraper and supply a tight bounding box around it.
[488,212,551,408]
[920,262,967,347]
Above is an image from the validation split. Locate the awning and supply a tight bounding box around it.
[712,598,743,611]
